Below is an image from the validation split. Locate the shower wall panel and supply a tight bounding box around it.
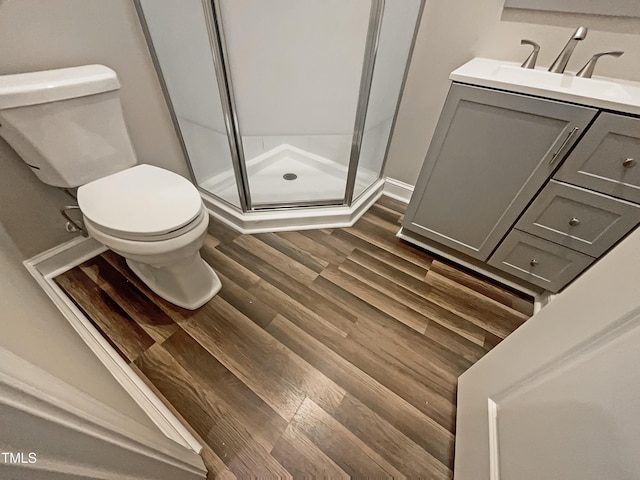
[138,0,423,210]
[218,0,370,136]
[219,0,371,205]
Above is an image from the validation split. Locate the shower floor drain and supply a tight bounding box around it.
[283,173,298,181]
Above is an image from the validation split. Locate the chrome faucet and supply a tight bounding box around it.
[520,40,540,69]
[576,51,624,78]
[548,26,588,74]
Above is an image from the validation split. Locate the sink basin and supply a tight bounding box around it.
[493,64,632,101]
[450,58,640,115]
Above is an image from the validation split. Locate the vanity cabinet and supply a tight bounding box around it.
[403,83,640,293]
[403,84,596,261]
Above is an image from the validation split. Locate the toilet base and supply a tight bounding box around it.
[126,252,221,310]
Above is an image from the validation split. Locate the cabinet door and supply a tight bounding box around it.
[554,112,640,204]
[403,84,597,261]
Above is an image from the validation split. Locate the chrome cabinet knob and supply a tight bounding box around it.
[569,217,580,227]
[622,158,636,168]
[529,259,539,267]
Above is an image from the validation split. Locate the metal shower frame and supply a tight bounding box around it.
[134,0,425,213]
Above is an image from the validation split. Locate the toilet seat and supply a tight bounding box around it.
[78,164,203,241]
[83,207,206,242]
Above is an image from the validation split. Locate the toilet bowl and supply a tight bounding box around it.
[78,164,221,310]
[0,65,222,310]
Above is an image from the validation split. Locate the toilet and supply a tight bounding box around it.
[0,65,221,309]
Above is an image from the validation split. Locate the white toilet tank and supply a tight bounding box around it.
[0,65,137,188]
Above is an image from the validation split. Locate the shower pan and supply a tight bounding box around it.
[135,0,424,231]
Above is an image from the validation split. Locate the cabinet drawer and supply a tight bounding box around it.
[555,112,640,204]
[488,230,594,292]
[516,180,640,257]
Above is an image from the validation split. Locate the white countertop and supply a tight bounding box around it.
[450,57,640,116]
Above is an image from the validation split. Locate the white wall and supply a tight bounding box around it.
[386,2,640,185]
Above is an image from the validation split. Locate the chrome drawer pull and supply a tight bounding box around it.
[550,126,579,165]
[529,259,539,267]
[568,217,581,227]
[622,158,636,168]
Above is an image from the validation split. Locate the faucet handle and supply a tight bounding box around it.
[548,26,588,74]
[576,51,624,78]
[521,40,540,69]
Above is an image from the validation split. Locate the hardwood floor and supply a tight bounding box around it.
[54,196,532,479]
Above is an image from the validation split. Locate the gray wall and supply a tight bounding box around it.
[0,140,72,258]
[386,3,640,185]
[0,0,189,258]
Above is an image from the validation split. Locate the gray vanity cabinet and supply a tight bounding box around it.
[403,84,597,261]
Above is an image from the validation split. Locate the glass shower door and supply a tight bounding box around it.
[352,0,424,201]
[217,0,371,207]
[137,0,242,208]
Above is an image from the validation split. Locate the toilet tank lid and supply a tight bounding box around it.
[0,65,120,110]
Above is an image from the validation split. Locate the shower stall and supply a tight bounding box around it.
[135,0,423,231]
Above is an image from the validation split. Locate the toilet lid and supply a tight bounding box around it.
[77,164,203,237]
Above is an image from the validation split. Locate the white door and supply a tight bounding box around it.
[455,227,640,479]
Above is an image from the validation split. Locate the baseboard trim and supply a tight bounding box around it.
[382,177,414,203]
[23,237,202,454]
[203,176,409,234]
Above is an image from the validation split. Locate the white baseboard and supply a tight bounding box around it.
[23,237,202,455]
[382,177,414,204]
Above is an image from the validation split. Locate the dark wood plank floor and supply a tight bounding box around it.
[55,196,532,479]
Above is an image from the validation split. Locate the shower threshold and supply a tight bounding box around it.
[200,144,377,205]
[198,144,383,233]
